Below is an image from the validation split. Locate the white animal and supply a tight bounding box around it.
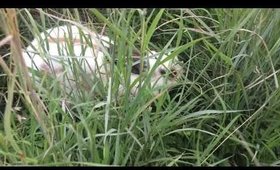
[21,24,183,97]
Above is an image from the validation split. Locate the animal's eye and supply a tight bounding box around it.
[159,68,166,75]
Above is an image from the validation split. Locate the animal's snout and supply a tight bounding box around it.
[169,68,178,79]
[159,67,181,80]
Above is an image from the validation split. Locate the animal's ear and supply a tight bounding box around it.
[132,49,141,57]
[131,57,148,74]
[131,57,141,74]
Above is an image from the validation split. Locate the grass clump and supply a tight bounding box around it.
[0,8,280,166]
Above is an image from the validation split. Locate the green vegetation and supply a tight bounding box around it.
[0,8,280,166]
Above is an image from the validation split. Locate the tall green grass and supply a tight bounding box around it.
[0,8,280,166]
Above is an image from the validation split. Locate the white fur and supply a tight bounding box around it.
[22,24,182,96]
[22,25,111,93]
